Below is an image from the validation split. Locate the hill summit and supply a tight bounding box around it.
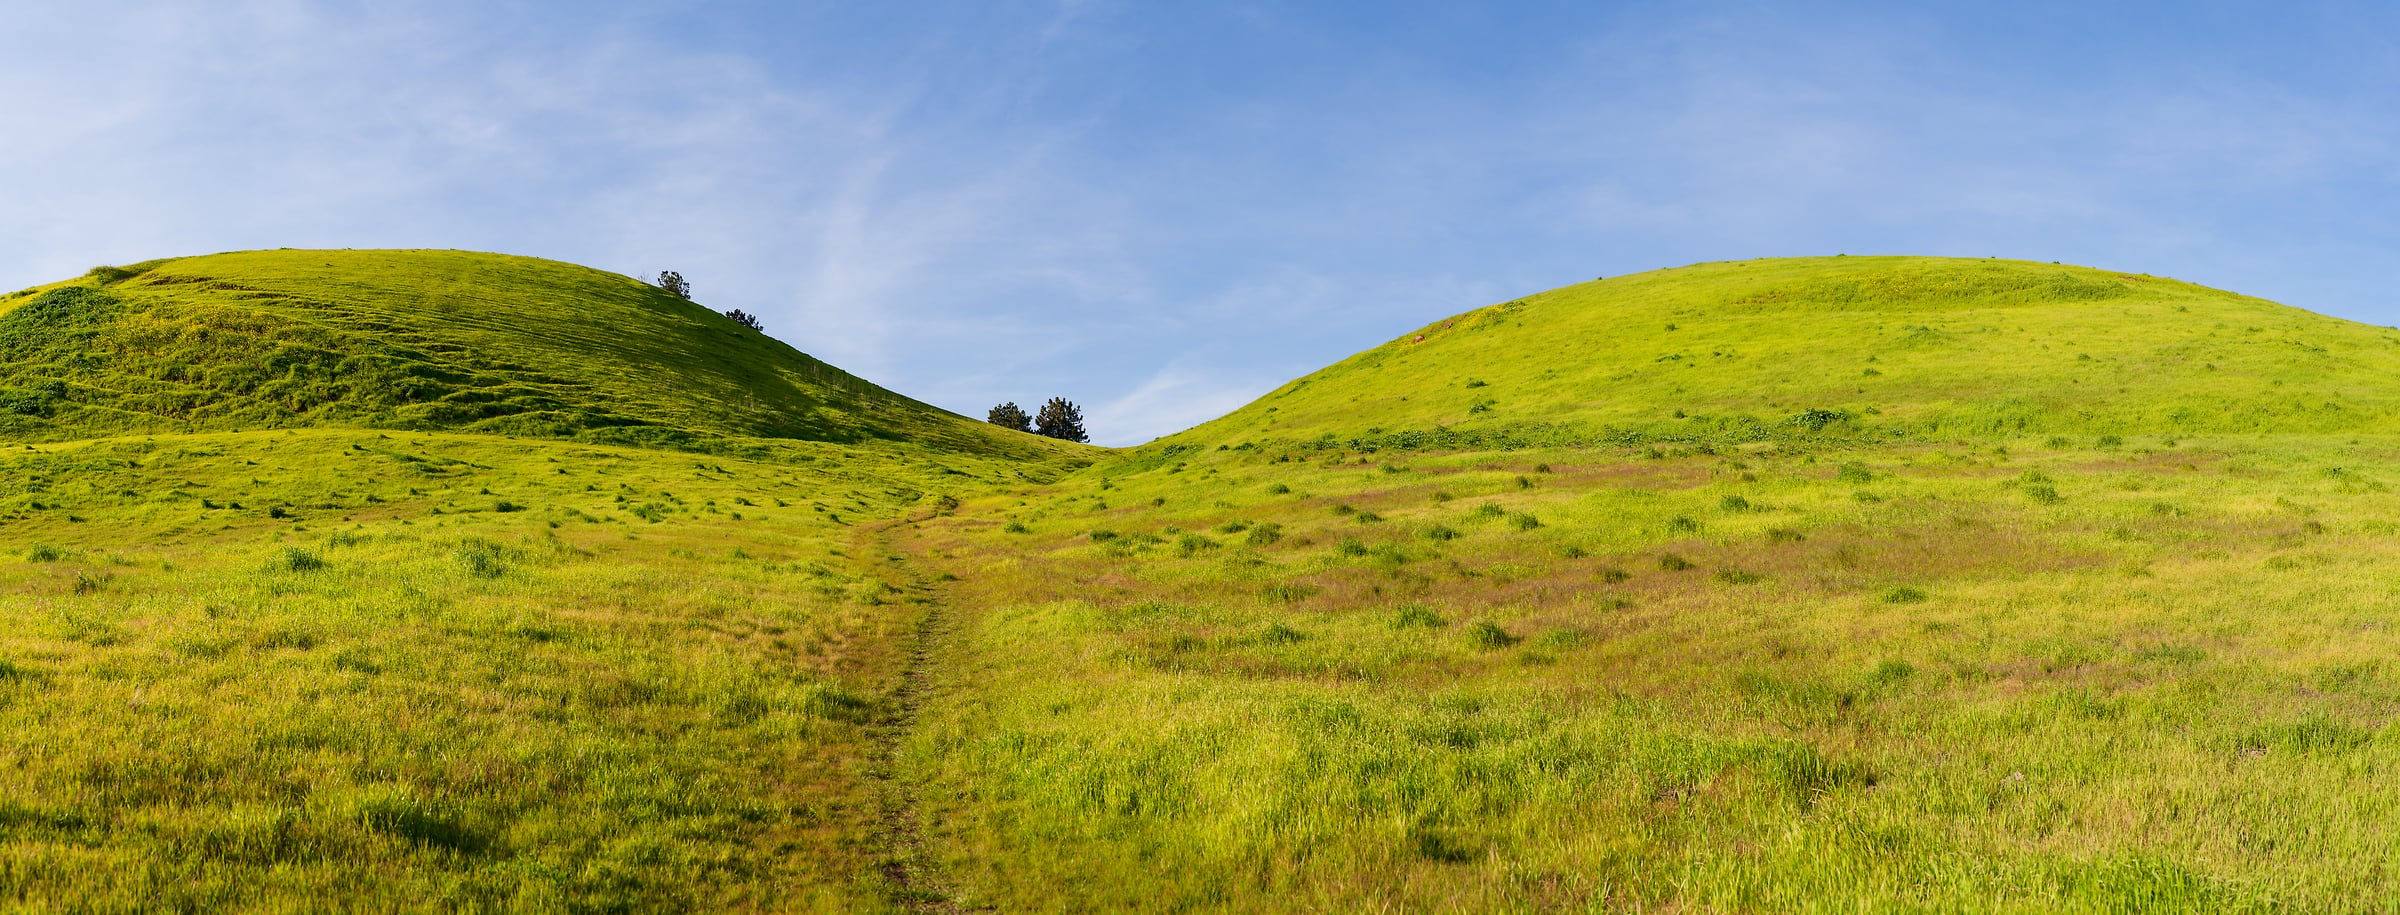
[0,248,1051,457]
[1172,256,2400,449]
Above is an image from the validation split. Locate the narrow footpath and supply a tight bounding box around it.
[861,516,970,914]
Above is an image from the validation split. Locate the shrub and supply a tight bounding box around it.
[722,309,764,332]
[655,270,691,299]
[1266,482,1292,495]
[493,500,525,513]
[1658,553,1694,572]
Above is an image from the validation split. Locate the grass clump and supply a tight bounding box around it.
[1465,619,1518,649]
[454,540,509,578]
[1392,605,1447,629]
[1882,586,1929,604]
[280,548,327,572]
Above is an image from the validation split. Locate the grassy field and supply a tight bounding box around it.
[9,252,2400,911]
[898,433,2400,911]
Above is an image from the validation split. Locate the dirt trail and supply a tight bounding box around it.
[861,517,970,914]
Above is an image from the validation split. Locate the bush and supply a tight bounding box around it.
[1266,483,1291,495]
[722,309,764,332]
[656,270,691,299]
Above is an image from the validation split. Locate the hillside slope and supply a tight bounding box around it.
[1168,256,2400,449]
[0,249,1066,460]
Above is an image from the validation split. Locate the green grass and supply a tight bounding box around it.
[0,250,1074,461]
[902,431,2400,911]
[13,252,2400,910]
[0,427,1080,910]
[1167,255,2400,449]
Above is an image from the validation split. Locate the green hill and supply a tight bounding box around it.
[0,249,1062,459]
[1173,256,2400,449]
[13,251,2400,911]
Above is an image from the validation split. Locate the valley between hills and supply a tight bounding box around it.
[6,250,2399,911]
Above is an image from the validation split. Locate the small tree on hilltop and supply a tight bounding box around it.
[656,270,691,300]
[723,308,764,332]
[1034,397,1088,443]
[987,401,1031,432]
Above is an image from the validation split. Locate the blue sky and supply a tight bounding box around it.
[4,2,2396,444]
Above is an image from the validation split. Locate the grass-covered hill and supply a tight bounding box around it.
[0,249,1066,459]
[1172,256,2400,450]
[13,251,2400,911]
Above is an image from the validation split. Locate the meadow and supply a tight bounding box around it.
[899,432,2400,911]
[0,429,1065,911]
[8,251,2400,911]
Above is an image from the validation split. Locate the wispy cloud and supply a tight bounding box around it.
[6,2,2399,441]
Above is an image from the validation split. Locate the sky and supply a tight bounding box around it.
[4,1,2398,445]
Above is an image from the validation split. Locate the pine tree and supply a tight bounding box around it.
[656,270,691,300]
[1033,397,1088,443]
[722,308,763,331]
[987,401,1031,432]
